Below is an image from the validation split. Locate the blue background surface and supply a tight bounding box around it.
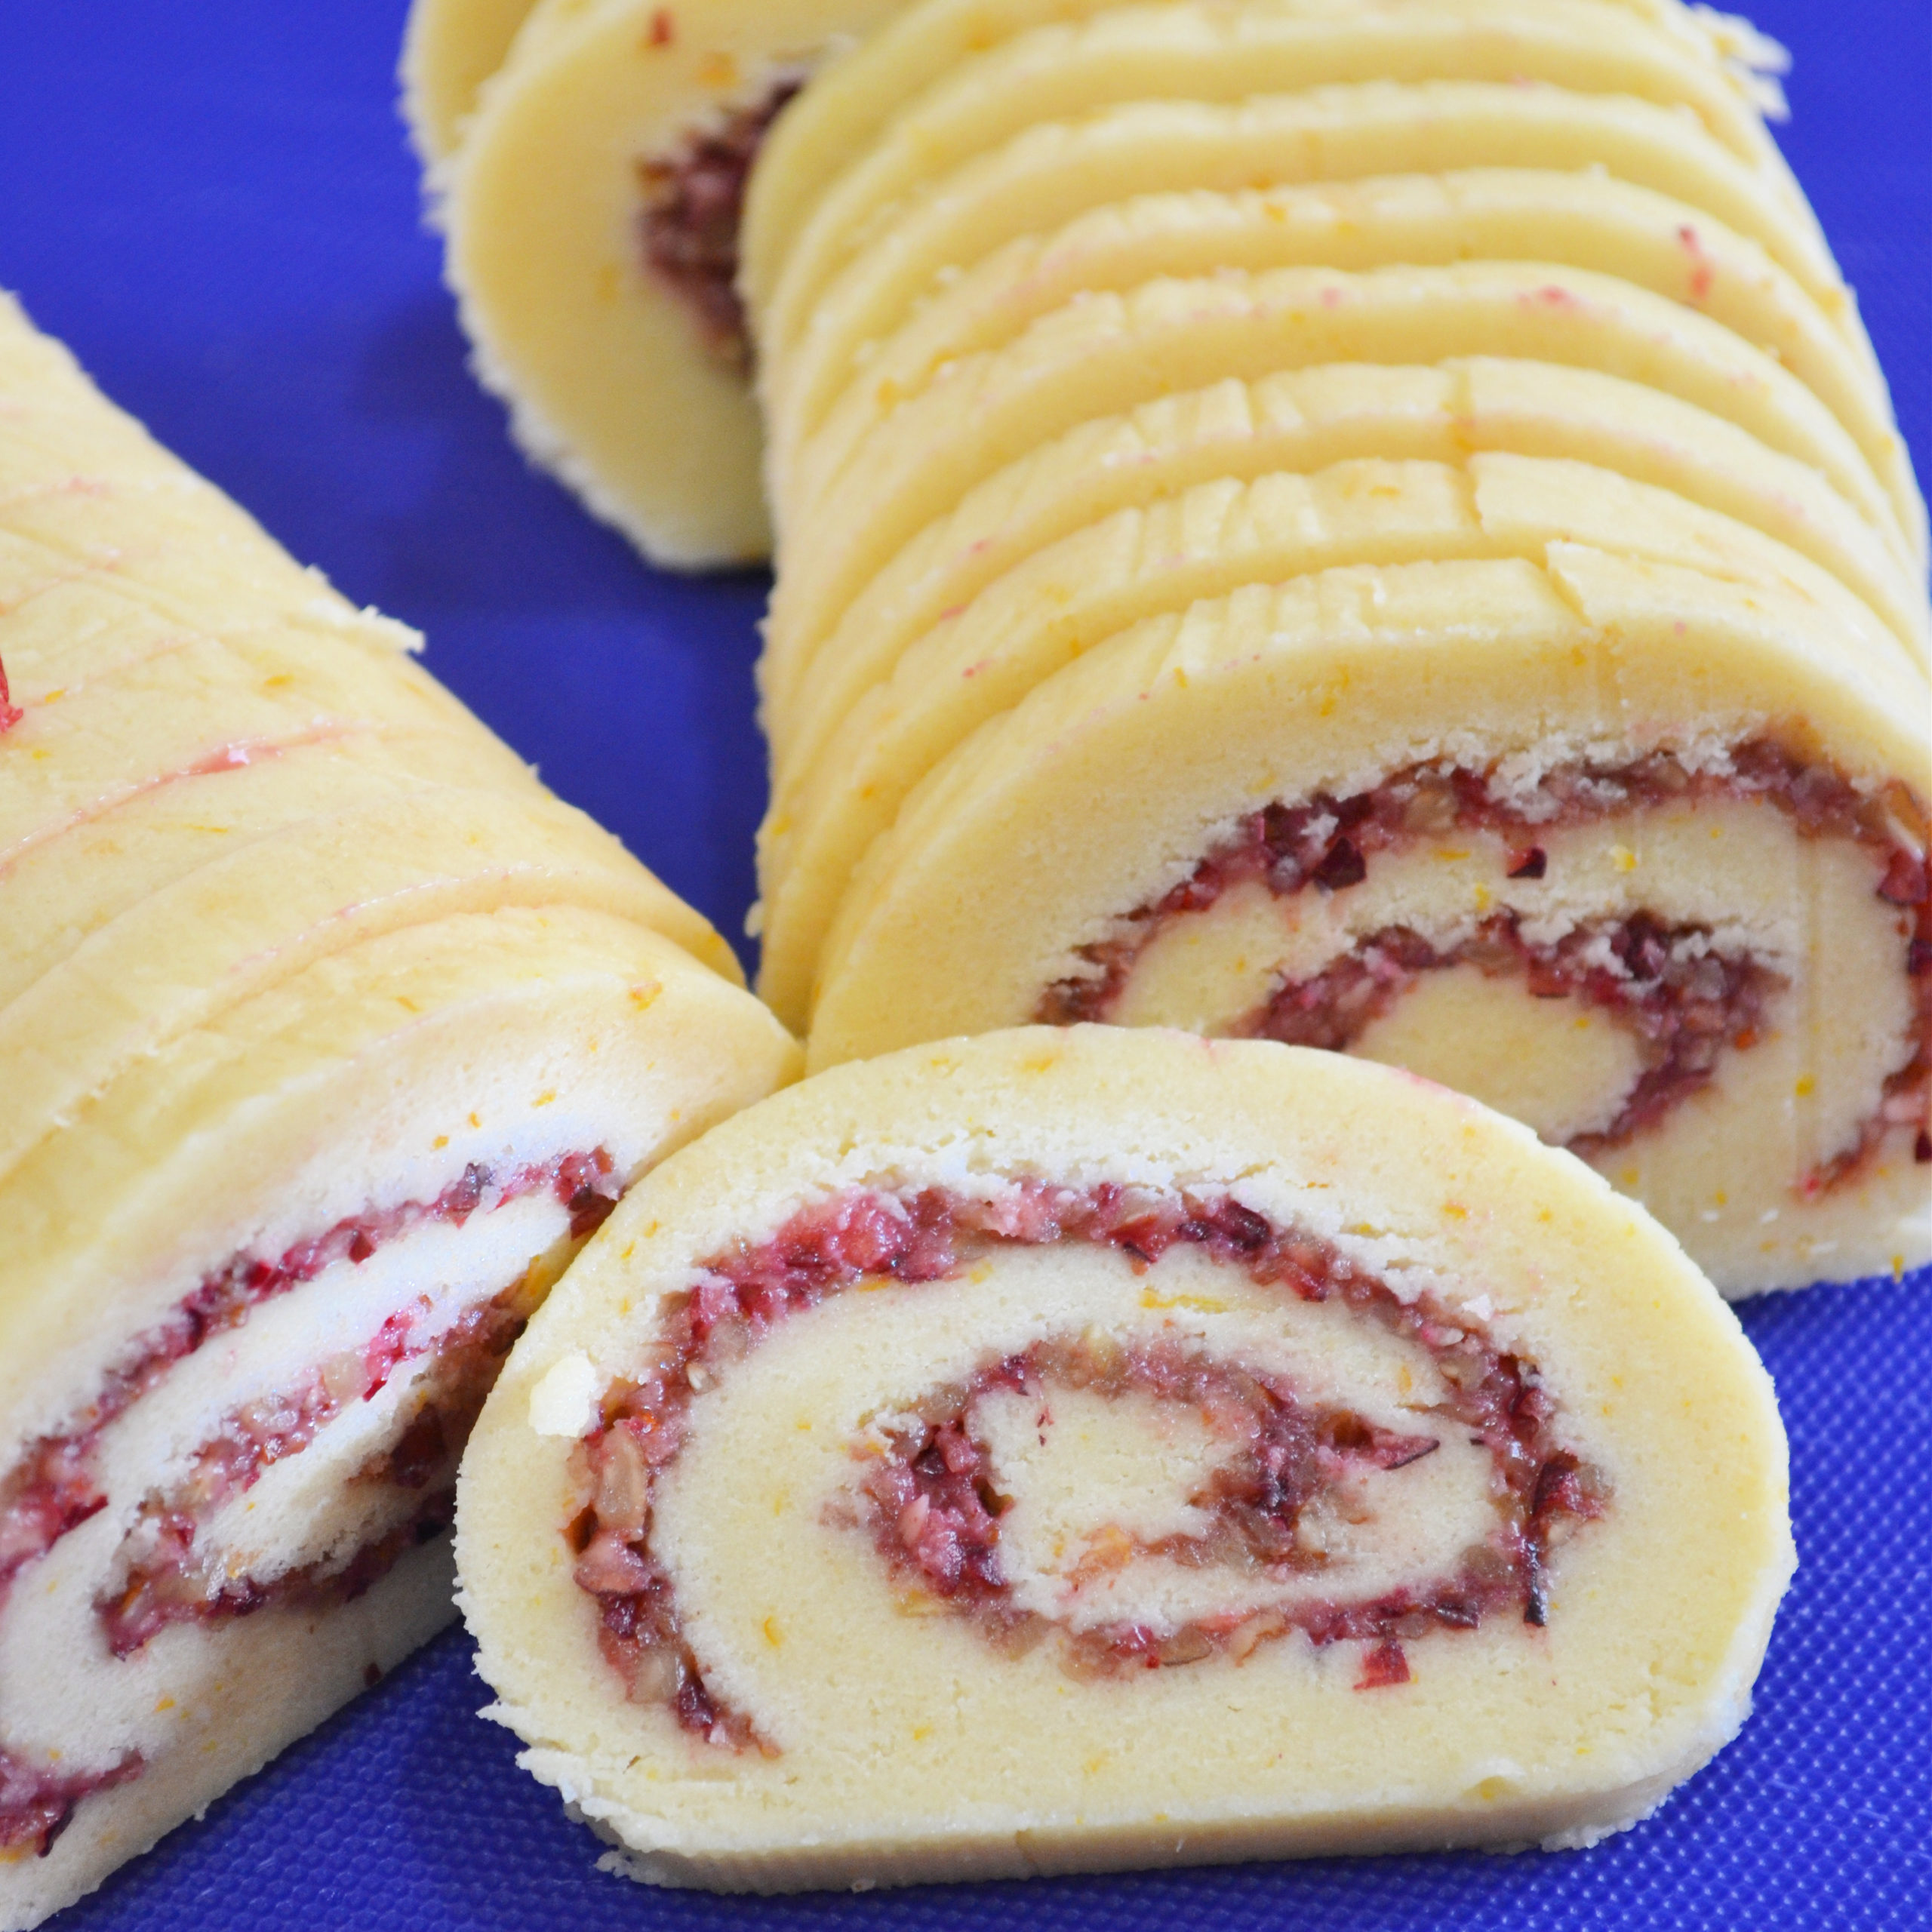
[1,2,1927,1925]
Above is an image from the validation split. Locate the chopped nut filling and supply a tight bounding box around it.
[636,78,804,371]
[570,1184,1602,1749]
[92,1280,534,1657]
[0,1148,621,1841]
[1038,739,1931,1183]
[856,1322,1600,1681]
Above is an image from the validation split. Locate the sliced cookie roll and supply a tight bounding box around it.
[458,1025,1794,1889]
[740,0,1800,324]
[806,554,1931,1294]
[0,910,796,1930]
[776,167,1887,529]
[0,297,801,1926]
[757,359,1927,774]
[439,0,901,569]
[765,261,1918,706]
[754,453,1915,1029]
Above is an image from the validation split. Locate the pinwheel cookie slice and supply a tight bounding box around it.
[458,1026,1793,1889]
[808,554,1931,1295]
[0,296,800,1927]
[440,0,900,569]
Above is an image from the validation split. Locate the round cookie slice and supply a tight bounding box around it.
[753,453,1913,1029]
[458,1025,1794,1889]
[758,359,1927,771]
[441,0,901,569]
[808,552,1932,1294]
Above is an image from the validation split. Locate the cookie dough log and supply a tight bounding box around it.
[807,554,1932,1295]
[458,1026,1794,1890]
[0,297,801,1927]
[761,260,1921,738]
[753,452,1915,1031]
[438,0,903,569]
[739,0,1801,329]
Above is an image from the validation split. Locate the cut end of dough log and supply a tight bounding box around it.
[459,1026,1793,1890]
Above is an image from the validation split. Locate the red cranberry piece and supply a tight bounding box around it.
[0,654,20,735]
[1508,847,1548,880]
[1879,849,1929,906]
[1312,838,1367,892]
[1355,1639,1411,1690]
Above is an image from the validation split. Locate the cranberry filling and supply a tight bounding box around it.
[568,1184,1602,1749]
[854,1325,1602,1682]
[0,653,20,735]
[636,78,804,371]
[1243,912,1781,1159]
[0,1745,143,1861]
[1038,739,1932,1183]
[94,1275,534,1658]
[0,1149,619,1615]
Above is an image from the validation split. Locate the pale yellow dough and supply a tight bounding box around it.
[807,553,1931,1294]
[754,454,1910,1029]
[0,295,799,1930]
[458,1026,1793,1889]
[740,0,1801,320]
[401,0,544,164]
[774,168,1884,523]
[766,263,1915,699]
[440,0,900,568]
[758,358,1926,770]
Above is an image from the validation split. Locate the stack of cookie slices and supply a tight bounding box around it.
[743,0,1930,1295]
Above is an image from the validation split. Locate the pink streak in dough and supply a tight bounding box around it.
[568,1185,1604,1751]
[0,724,368,877]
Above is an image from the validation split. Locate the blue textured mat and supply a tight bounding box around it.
[1,2,1927,1927]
